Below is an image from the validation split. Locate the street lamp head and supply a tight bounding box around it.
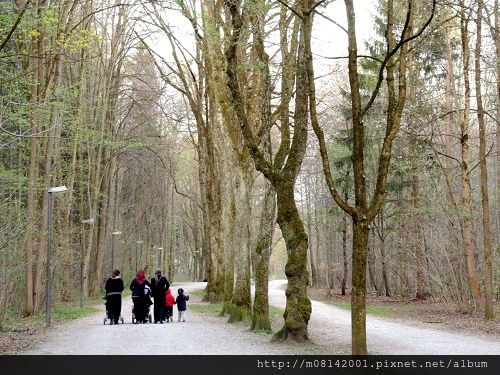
[112,231,122,235]
[158,247,163,250]
[136,240,143,244]
[82,219,94,224]
[48,186,68,194]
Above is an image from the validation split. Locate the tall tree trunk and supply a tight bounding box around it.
[252,176,276,331]
[458,5,485,310]
[304,176,318,287]
[228,167,253,322]
[341,214,348,296]
[351,219,370,354]
[24,106,39,316]
[249,7,276,330]
[367,232,378,295]
[224,0,311,341]
[408,48,425,300]
[23,0,45,316]
[273,179,311,342]
[92,162,111,294]
[474,2,494,319]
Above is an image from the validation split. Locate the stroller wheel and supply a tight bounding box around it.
[120,316,124,324]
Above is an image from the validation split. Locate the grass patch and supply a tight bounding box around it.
[188,289,206,297]
[269,305,284,318]
[52,307,100,321]
[327,301,397,317]
[328,301,351,311]
[325,300,446,318]
[190,303,223,314]
[0,291,118,331]
[1,306,100,329]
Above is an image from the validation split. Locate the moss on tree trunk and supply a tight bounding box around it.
[351,220,369,355]
[272,183,311,342]
[251,179,275,332]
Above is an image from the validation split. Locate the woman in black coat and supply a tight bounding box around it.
[105,269,124,325]
[150,269,170,323]
[130,270,151,323]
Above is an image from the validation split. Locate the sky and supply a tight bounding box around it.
[146,0,378,59]
[313,0,378,60]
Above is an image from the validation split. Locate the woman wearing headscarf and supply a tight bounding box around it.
[130,270,151,323]
[105,269,124,325]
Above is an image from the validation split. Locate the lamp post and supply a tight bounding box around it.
[135,240,143,272]
[46,185,68,328]
[81,219,94,308]
[157,247,163,268]
[111,231,122,274]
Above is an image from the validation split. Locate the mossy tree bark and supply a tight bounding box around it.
[251,176,276,331]
[227,167,253,322]
[211,14,254,320]
[273,178,311,342]
[249,46,276,329]
[224,0,311,341]
[247,1,276,331]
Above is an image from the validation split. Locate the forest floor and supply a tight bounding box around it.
[1,281,499,355]
[306,287,500,338]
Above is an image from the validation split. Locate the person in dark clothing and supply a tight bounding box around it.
[150,268,169,323]
[105,269,124,325]
[130,269,151,324]
[175,288,189,322]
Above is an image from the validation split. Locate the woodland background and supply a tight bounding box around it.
[0,0,498,353]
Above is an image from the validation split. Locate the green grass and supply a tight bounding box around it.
[329,301,351,311]
[189,303,223,314]
[325,300,445,318]
[269,305,284,318]
[0,291,118,331]
[1,306,101,332]
[327,301,399,317]
[188,289,206,297]
[52,307,100,321]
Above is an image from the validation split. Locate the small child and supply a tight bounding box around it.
[175,288,190,322]
[165,288,175,322]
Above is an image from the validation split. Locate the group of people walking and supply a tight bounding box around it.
[104,268,189,325]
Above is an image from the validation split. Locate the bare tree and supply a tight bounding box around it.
[309,0,435,354]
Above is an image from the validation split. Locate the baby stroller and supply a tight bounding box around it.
[131,284,153,324]
[103,296,124,325]
[131,303,152,324]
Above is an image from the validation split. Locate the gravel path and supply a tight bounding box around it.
[20,280,500,355]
